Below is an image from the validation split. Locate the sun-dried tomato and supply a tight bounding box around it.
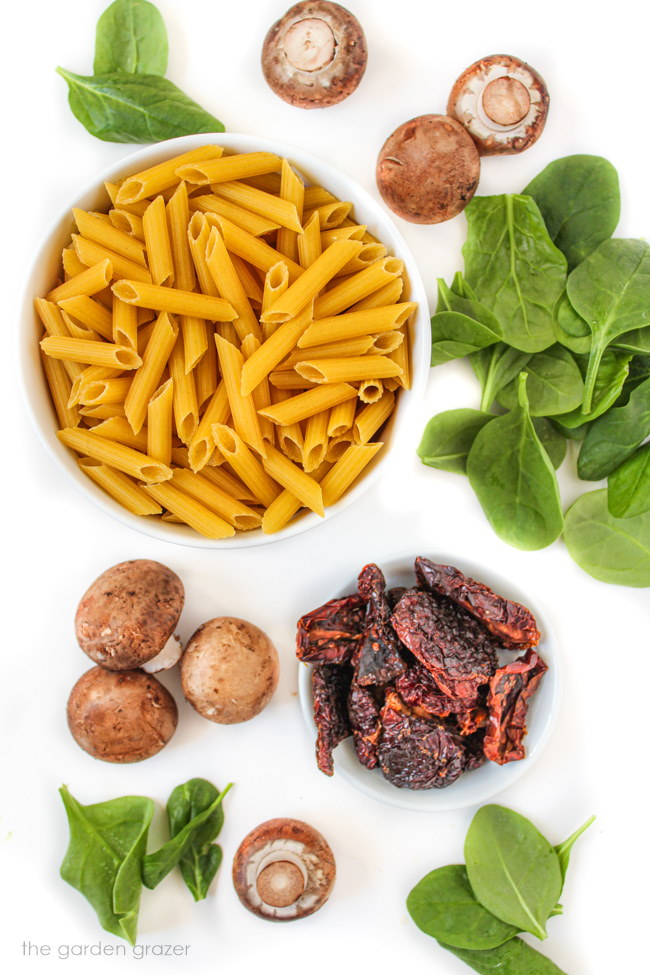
[296,594,365,665]
[356,564,406,686]
[312,664,352,775]
[483,649,548,765]
[456,706,489,736]
[396,662,463,717]
[415,557,541,650]
[348,681,382,769]
[391,590,496,699]
[378,692,466,789]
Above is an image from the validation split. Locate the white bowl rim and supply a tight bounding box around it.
[297,550,562,812]
[19,132,430,549]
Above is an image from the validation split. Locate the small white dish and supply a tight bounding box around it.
[298,553,560,811]
[19,133,430,548]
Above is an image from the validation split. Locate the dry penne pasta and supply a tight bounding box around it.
[166,182,196,292]
[321,443,384,506]
[62,246,88,279]
[116,145,224,204]
[303,201,353,229]
[262,262,290,325]
[72,236,152,285]
[211,180,303,233]
[215,216,303,282]
[261,460,331,535]
[109,208,145,239]
[79,377,132,406]
[295,356,402,384]
[92,417,149,452]
[77,457,163,516]
[112,298,138,350]
[262,443,324,516]
[143,196,174,287]
[177,152,282,185]
[320,225,367,245]
[187,381,229,471]
[314,258,404,318]
[328,397,357,438]
[240,304,313,396]
[58,427,171,482]
[72,208,146,265]
[354,390,395,444]
[41,351,80,429]
[299,303,416,348]
[298,211,322,270]
[47,260,113,303]
[58,296,113,341]
[212,424,280,507]
[171,468,262,531]
[259,383,358,425]
[279,335,374,368]
[40,336,141,369]
[277,158,305,264]
[142,480,235,538]
[241,334,274,445]
[147,378,174,464]
[180,315,208,373]
[303,410,329,473]
[230,254,264,305]
[190,193,280,237]
[194,325,218,407]
[371,331,404,354]
[112,280,237,322]
[326,431,355,462]
[358,379,384,404]
[205,226,262,342]
[124,311,178,434]
[215,333,266,456]
[302,186,337,209]
[169,334,199,443]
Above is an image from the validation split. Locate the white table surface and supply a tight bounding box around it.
[3,1,648,972]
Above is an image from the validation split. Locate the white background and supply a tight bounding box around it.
[2,1,648,972]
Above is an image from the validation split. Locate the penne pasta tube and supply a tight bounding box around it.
[177,152,282,185]
[187,381,229,471]
[210,180,303,233]
[240,304,313,396]
[165,181,196,292]
[242,172,282,194]
[302,186,337,208]
[71,364,120,406]
[112,298,138,349]
[47,259,113,303]
[171,469,262,531]
[277,158,305,264]
[169,335,198,443]
[268,371,317,390]
[299,303,416,348]
[181,315,208,373]
[303,410,329,473]
[143,196,174,287]
[328,397,357,438]
[191,460,258,502]
[295,356,402,384]
[214,333,265,456]
[352,279,406,313]
[57,427,172,483]
[333,243,387,277]
[262,261,290,323]
[79,377,132,406]
[77,457,163,516]
[230,253,264,305]
[321,442,384,506]
[358,379,385,404]
[261,239,364,325]
[147,378,174,465]
[92,416,149,451]
[326,432,355,461]
[190,194,280,237]
[354,390,395,444]
[241,334,274,445]
[124,311,178,434]
[109,208,145,240]
[320,225,367,245]
[262,443,325,516]
[40,335,141,369]
[194,324,218,407]
[116,144,224,204]
[205,226,262,342]
[371,331,404,355]
[279,335,374,368]
[58,296,113,341]
[187,212,221,297]
[215,216,303,282]
[259,383,358,426]
[389,325,411,389]
[105,181,149,216]
[72,236,152,284]
[41,351,80,429]
[62,245,88,279]
[112,280,237,322]
[314,258,404,318]
[298,211,322,270]
[212,424,280,507]
[141,481,235,538]
[302,201,352,230]
[72,208,146,265]
[271,390,303,463]
[80,403,127,419]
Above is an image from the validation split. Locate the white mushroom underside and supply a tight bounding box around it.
[141,634,183,673]
[243,838,324,919]
[284,18,336,71]
[452,62,542,145]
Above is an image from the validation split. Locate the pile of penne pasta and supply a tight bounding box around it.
[36,145,415,538]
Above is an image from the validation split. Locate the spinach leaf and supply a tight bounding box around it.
[554,815,595,884]
[430,312,501,366]
[496,345,584,416]
[470,344,531,412]
[608,443,650,518]
[56,69,224,142]
[613,326,650,354]
[577,375,650,480]
[407,865,520,950]
[142,779,231,900]
[94,0,168,75]
[59,785,154,945]
[418,409,495,474]
[566,238,650,412]
[532,418,566,470]
[564,488,650,586]
[553,349,631,430]
[441,937,568,975]
[553,292,591,355]
[464,804,562,940]
[523,155,620,270]
[463,194,567,353]
[466,374,564,550]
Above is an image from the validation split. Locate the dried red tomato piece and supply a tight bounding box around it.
[377,692,466,790]
[356,564,406,686]
[456,706,489,736]
[391,590,496,700]
[348,681,381,769]
[483,648,547,765]
[396,662,463,717]
[415,557,541,650]
[296,594,365,665]
[312,664,352,775]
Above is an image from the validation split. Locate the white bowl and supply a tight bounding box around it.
[298,553,560,811]
[20,133,430,548]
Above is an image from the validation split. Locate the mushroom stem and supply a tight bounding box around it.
[284,18,336,71]
[482,77,531,126]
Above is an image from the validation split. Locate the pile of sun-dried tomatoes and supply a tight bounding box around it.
[296,558,547,790]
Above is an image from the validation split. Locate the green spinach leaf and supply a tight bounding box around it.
[94,0,168,75]
[532,418,566,469]
[553,349,631,430]
[564,488,650,586]
[59,785,154,945]
[463,194,567,353]
[418,410,495,474]
[430,312,502,366]
[553,292,591,354]
[613,326,650,354]
[441,937,568,975]
[577,375,650,480]
[407,865,520,950]
[142,779,231,900]
[464,805,562,940]
[466,374,564,550]
[56,69,224,142]
[608,443,650,518]
[566,238,650,412]
[496,345,584,416]
[554,816,595,884]
[523,155,620,270]
[470,344,531,412]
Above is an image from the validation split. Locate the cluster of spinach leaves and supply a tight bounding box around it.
[407,804,594,975]
[419,154,650,585]
[59,778,232,944]
[58,0,224,142]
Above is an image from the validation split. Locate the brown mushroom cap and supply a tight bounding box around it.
[447,54,550,155]
[262,1,367,109]
[66,666,178,763]
[181,617,279,724]
[376,114,481,224]
[75,559,184,671]
[232,818,336,920]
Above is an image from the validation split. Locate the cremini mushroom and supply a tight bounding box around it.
[447,54,550,155]
[66,666,178,763]
[232,818,336,921]
[262,1,367,108]
[75,559,184,671]
[376,114,481,224]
